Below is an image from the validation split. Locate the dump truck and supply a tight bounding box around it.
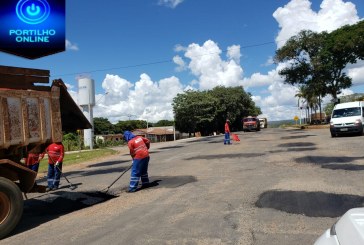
[242,116,260,132]
[311,112,327,124]
[258,118,268,128]
[0,65,92,239]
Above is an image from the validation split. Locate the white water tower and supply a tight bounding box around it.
[78,77,95,149]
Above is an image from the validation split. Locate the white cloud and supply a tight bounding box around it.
[227,45,241,64]
[338,88,354,97]
[65,40,79,51]
[173,55,187,71]
[273,0,360,48]
[181,40,244,90]
[263,56,274,67]
[67,0,363,124]
[174,44,187,52]
[65,83,74,90]
[243,68,282,88]
[158,0,184,8]
[90,74,184,123]
[348,61,364,85]
[259,0,364,121]
[102,74,133,104]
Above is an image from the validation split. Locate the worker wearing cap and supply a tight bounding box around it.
[45,142,64,191]
[224,119,231,145]
[123,131,150,193]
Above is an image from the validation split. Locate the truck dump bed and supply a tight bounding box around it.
[0,65,91,190]
[0,86,62,150]
[0,65,92,239]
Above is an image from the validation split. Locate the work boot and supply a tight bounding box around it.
[141,182,150,188]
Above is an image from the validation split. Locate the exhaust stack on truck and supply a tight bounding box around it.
[0,66,92,239]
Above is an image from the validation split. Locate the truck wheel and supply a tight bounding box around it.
[0,177,23,239]
[331,132,336,138]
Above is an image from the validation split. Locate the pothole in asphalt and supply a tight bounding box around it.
[24,191,116,215]
[158,145,184,150]
[322,164,364,171]
[278,142,315,147]
[281,135,316,140]
[12,191,117,236]
[256,190,364,217]
[185,153,265,160]
[151,175,197,188]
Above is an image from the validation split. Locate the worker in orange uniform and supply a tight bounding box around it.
[224,119,231,145]
[25,147,44,172]
[45,142,64,191]
[123,131,151,193]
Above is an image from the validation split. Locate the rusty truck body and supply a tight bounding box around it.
[310,112,327,124]
[242,116,261,132]
[0,66,91,239]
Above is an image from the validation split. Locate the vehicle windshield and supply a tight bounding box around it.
[332,107,361,118]
[243,118,256,122]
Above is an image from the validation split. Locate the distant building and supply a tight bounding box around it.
[132,126,181,142]
[96,126,187,144]
[95,134,123,143]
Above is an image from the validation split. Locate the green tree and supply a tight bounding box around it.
[93,117,114,135]
[172,86,261,135]
[154,120,174,127]
[114,120,147,133]
[209,86,261,131]
[275,21,364,101]
[172,90,218,136]
[62,132,81,151]
[319,20,364,99]
[275,30,328,96]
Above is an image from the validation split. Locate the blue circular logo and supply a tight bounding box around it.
[16,0,50,25]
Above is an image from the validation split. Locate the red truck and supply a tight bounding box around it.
[242,116,261,132]
[0,66,91,239]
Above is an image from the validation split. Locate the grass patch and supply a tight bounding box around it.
[38,148,118,173]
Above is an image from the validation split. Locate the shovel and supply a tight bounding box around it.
[101,164,132,194]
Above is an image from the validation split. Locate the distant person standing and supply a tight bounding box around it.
[45,142,64,191]
[224,119,231,145]
[123,131,151,193]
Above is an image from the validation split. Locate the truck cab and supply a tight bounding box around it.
[242,116,260,132]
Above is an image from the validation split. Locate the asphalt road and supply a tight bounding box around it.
[3,127,364,245]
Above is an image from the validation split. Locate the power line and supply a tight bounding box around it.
[51,40,276,78]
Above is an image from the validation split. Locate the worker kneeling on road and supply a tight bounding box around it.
[123,131,150,193]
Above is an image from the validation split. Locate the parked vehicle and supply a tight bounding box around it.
[258,118,268,128]
[0,66,91,239]
[242,116,260,132]
[314,208,364,245]
[330,101,364,137]
[311,112,327,124]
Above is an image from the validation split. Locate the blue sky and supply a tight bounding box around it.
[1,0,364,123]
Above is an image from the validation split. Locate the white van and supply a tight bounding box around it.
[330,101,364,137]
[314,208,364,245]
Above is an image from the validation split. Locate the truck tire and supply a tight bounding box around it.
[0,177,23,239]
